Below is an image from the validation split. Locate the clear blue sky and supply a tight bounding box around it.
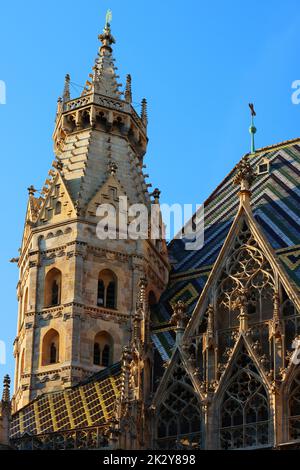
[1,0,300,384]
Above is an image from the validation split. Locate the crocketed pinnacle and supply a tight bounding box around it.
[2,375,10,403]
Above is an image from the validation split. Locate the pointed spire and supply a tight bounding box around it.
[141,98,148,126]
[2,375,10,403]
[125,74,132,103]
[63,74,71,103]
[91,11,122,99]
[248,103,257,153]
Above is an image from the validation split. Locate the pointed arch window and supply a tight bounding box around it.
[219,349,270,449]
[97,270,117,309]
[42,329,60,366]
[44,268,62,308]
[50,342,58,364]
[156,362,203,450]
[93,332,113,367]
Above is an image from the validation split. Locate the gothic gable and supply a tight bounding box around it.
[153,351,203,450]
[185,205,300,342]
[216,342,271,449]
[36,173,75,225]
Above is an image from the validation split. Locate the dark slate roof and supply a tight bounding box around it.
[153,140,300,360]
[10,363,121,439]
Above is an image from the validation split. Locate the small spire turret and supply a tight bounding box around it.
[63,74,71,103]
[2,375,10,403]
[141,98,148,127]
[125,74,132,103]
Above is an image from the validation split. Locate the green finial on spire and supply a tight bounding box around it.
[248,103,257,154]
[105,9,113,27]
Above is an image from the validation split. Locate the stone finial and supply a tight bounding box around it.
[63,74,71,103]
[233,155,256,191]
[99,17,115,53]
[27,185,37,197]
[170,300,189,330]
[108,161,118,176]
[152,188,161,204]
[141,98,148,126]
[56,97,63,116]
[2,375,10,403]
[125,74,132,103]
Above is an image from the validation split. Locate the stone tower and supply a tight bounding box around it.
[13,17,169,411]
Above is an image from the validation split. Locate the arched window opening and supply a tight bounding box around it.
[102,344,110,367]
[93,343,101,366]
[42,329,60,366]
[51,280,59,306]
[97,280,105,306]
[97,270,117,309]
[219,350,270,449]
[289,373,300,440]
[106,282,116,309]
[54,201,62,215]
[156,380,202,450]
[44,268,62,308]
[50,342,58,364]
[93,332,113,368]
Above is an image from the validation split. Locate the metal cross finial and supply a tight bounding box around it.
[248,103,256,117]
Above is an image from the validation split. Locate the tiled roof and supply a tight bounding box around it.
[10,363,121,439]
[153,140,300,360]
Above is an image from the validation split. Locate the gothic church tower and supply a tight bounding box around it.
[13,17,169,411]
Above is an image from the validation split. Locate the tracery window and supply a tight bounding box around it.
[156,361,202,450]
[289,372,300,440]
[219,348,270,449]
[216,222,274,365]
[217,222,274,328]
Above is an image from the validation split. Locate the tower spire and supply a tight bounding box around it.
[248,103,257,153]
[91,11,122,99]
